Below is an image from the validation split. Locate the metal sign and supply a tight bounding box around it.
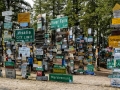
[2,11,13,16]
[4,22,12,29]
[20,23,28,27]
[4,16,12,22]
[109,36,120,47]
[19,47,30,57]
[113,3,120,12]
[112,18,120,25]
[51,16,68,29]
[5,68,16,79]
[49,73,73,83]
[35,48,43,55]
[14,28,35,42]
[18,13,30,23]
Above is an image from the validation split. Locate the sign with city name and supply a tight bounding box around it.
[109,36,120,47]
[14,28,34,42]
[49,73,73,83]
[51,16,68,29]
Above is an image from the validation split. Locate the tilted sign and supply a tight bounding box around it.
[109,36,120,47]
[18,13,30,23]
[51,16,68,29]
[14,28,34,42]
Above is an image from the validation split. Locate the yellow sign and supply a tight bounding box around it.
[53,68,66,74]
[112,18,120,25]
[113,3,120,12]
[109,36,120,47]
[18,13,30,23]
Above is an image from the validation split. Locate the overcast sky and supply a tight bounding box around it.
[24,0,34,7]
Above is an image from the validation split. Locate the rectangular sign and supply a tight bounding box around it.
[18,13,30,23]
[112,18,120,25]
[4,22,12,29]
[53,68,66,74]
[14,28,34,42]
[5,68,16,79]
[19,47,30,57]
[49,73,73,83]
[20,23,28,27]
[4,16,12,22]
[111,78,120,87]
[51,16,68,29]
[109,36,120,47]
[2,11,13,16]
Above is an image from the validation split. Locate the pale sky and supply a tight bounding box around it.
[24,0,34,7]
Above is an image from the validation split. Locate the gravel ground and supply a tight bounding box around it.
[0,68,119,90]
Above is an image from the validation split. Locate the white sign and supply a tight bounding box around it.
[2,11,13,16]
[88,28,92,34]
[87,37,93,42]
[6,49,12,56]
[35,48,43,55]
[114,53,120,59]
[113,10,120,18]
[5,68,16,79]
[19,47,30,57]
[111,78,120,87]
[4,16,12,22]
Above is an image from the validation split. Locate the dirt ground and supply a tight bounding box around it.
[0,68,119,90]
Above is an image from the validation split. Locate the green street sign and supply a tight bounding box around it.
[36,55,44,59]
[87,64,94,72]
[56,55,64,59]
[49,73,73,83]
[5,61,14,67]
[54,65,66,69]
[51,16,68,29]
[14,28,34,42]
[4,22,12,29]
[36,67,43,71]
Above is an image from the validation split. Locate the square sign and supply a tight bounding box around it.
[14,28,34,42]
[51,16,68,29]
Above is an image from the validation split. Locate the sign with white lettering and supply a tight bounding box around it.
[4,22,12,29]
[51,16,68,29]
[14,28,34,42]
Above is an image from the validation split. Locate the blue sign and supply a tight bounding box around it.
[20,23,28,27]
[4,22,12,29]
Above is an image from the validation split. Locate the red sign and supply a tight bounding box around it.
[37,71,42,76]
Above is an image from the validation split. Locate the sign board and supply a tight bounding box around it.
[53,68,66,74]
[51,16,68,29]
[18,13,30,23]
[112,18,120,25]
[19,47,30,57]
[109,36,120,47]
[3,31,12,42]
[6,49,12,56]
[35,48,43,55]
[113,3,120,12]
[20,23,28,27]
[2,11,13,16]
[4,22,12,29]
[4,16,12,22]
[5,68,16,79]
[36,76,48,81]
[49,73,73,83]
[87,64,94,72]
[113,10,120,18]
[87,36,93,42]
[111,78,120,87]
[14,28,34,42]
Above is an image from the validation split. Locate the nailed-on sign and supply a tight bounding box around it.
[109,36,120,47]
[18,13,30,23]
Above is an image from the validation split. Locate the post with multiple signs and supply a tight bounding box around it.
[49,16,73,83]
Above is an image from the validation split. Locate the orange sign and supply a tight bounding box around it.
[18,13,30,23]
[109,36,120,47]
